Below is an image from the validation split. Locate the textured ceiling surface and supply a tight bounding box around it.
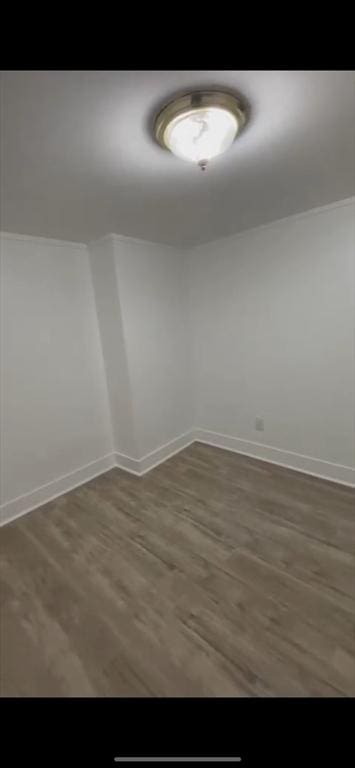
[1,70,355,246]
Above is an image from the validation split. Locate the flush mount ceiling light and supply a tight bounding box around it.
[154,90,246,171]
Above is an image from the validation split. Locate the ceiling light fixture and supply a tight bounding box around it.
[154,90,246,171]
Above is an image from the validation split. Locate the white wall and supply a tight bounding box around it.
[1,198,354,523]
[189,199,355,481]
[89,235,193,462]
[113,237,193,458]
[88,237,137,458]
[1,230,193,522]
[0,234,112,511]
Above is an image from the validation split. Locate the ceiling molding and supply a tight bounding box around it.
[190,196,355,251]
[88,232,183,251]
[2,197,354,253]
[0,231,87,250]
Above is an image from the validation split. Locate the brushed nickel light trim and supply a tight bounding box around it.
[154,90,246,170]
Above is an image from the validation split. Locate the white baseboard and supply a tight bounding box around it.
[138,431,195,474]
[194,429,355,487]
[113,451,142,475]
[114,431,195,476]
[0,432,195,527]
[0,454,116,527]
[1,428,353,528]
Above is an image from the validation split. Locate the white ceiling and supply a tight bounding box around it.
[1,70,355,246]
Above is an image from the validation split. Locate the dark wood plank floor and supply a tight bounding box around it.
[1,442,354,697]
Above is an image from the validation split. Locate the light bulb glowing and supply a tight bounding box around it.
[164,106,238,166]
[154,91,246,170]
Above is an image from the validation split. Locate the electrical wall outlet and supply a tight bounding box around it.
[255,416,264,432]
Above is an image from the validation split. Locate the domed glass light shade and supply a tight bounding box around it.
[154,91,246,170]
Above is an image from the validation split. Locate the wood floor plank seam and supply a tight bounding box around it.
[1,442,354,697]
